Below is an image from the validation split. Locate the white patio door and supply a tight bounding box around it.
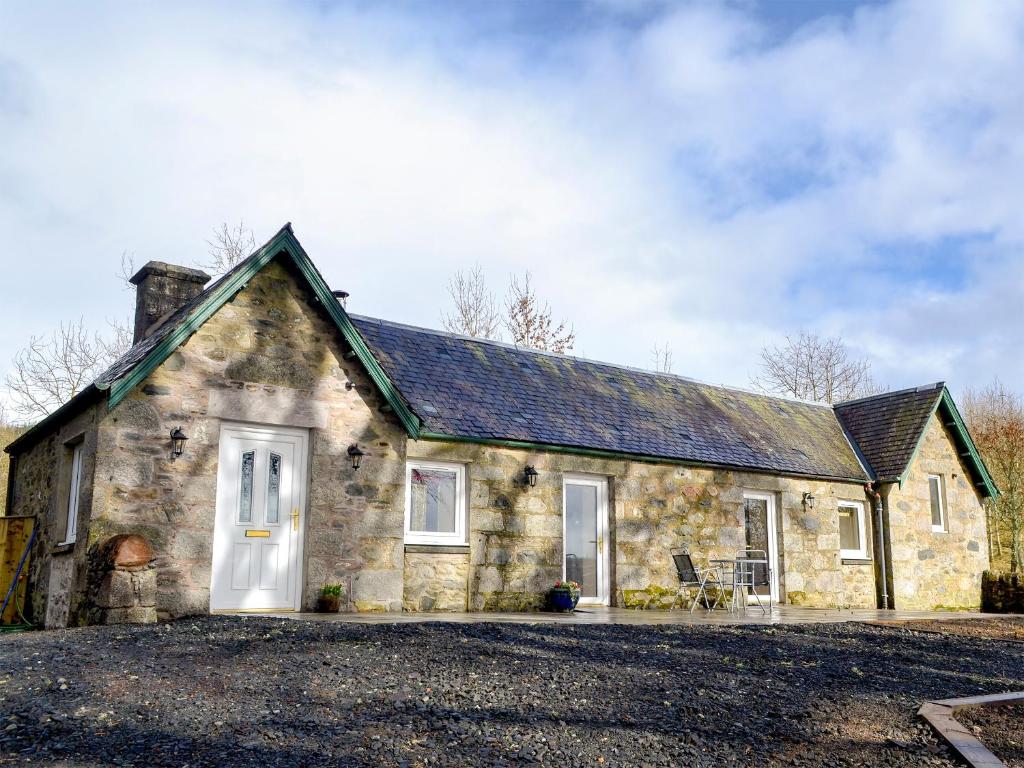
[563,475,610,606]
[211,424,308,612]
[742,492,780,603]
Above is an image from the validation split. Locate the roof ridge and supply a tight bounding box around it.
[835,382,945,408]
[349,314,836,411]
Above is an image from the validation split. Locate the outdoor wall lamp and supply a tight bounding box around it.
[169,427,188,459]
[524,465,539,488]
[347,444,365,471]
[802,491,816,509]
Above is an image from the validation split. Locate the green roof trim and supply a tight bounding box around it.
[896,386,998,498]
[939,387,998,498]
[417,431,869,484]
[105,225,421,438]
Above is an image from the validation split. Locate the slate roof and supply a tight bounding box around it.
[834,384,944,483]
[351,316,870,482]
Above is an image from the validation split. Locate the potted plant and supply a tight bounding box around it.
[316,583,343,613]
[549,580,582,612]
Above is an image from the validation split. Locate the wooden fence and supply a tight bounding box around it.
[0,516,35,625]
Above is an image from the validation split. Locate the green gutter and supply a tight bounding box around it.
[106,225,420,438]
[417,431,869,484]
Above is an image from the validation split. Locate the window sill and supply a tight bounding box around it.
[931,529,949,534]
[51,543,76,556]
[841,557,872,565]
[404,544,470,555]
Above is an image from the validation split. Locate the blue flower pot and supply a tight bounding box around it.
[550,588,579,612]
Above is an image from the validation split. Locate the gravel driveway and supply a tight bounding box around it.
[1,616,1021,767]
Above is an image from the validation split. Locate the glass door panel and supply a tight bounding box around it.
[565,484,599,598]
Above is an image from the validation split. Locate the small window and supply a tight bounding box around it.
[62,444,84,545]
[838,501,868,560]
[405,460,466,545]
[928,475,946,532]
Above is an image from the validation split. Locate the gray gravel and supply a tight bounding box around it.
[0,616,1021,767]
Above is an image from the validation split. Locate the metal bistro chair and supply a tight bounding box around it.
[733,549,772,615]
[670,548,727,612]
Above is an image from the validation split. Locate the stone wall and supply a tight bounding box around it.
[86,257,409,618]
[981,571,1024,613]
[886,413,989,610]
[8,402,101,626]
[408,440,878,610]
[402,551,469,611]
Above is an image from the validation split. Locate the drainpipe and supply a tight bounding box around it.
[866,482,890,610]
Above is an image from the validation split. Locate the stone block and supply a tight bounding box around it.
[102,606,158,625]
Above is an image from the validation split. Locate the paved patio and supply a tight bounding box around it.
[261,605,990,626]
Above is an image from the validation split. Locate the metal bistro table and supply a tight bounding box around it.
[710,552,772,614]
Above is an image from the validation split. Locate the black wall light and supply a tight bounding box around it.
[802,491,816,509]
[170,427,188,459]
[524,465,539,488]
[347,444,365,470]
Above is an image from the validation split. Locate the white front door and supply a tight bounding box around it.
[563,475,610,606]
[742,492,780,603]
[211,423,308,612]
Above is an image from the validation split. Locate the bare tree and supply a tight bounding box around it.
[441,265,502,339]
[0,415,22,515]
[4,319,124,420]
[202,220,256,275]
[652,342,674,373]
[963,381,1024,573]
[751,331,881,404]
[504,272,576,354]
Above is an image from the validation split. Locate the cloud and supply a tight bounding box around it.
[0,0,1021,413]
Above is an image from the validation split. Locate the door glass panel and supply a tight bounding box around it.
[266,452,281,524]
[743,497,770,595]
[409,468,457,533]
[239,450,255,523]
[565,484,598,598]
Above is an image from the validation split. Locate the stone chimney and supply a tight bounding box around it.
[129,262,211,342]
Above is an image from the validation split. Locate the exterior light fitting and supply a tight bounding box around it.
[170,427,188,459]
[347,444,365,471]
[802,491,816,509]
[524,465,539,488]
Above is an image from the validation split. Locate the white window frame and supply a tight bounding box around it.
[928,474,946,533]
[404,460,467,545]
[62,443,84,545]
[837,500,868,560]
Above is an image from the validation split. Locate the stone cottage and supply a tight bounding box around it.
[3,224,998,626]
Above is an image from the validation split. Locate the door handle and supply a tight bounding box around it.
[291,508,299,532]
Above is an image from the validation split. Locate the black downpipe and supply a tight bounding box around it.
[866,482,890,609]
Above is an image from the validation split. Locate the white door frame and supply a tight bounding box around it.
[210,422,309,612]
[742,491,780,603]
[562,474,610,606]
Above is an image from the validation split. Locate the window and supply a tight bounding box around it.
[928,474,946,532]
[62,444,84,545]
[838,500,868,560]
[404,461,467,545]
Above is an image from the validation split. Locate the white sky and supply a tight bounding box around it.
[1,0,1022,412]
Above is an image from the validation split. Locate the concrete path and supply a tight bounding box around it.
[260,605,989,626]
